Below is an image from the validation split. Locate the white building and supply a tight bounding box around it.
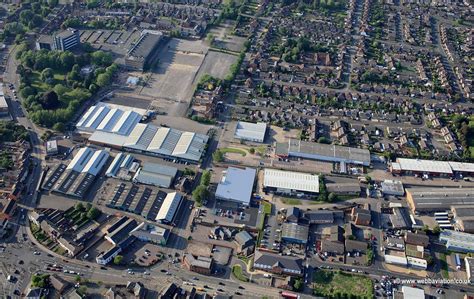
[215,167,256,206]
[381,180,404,196]
[155,192,182,224]
[465,257,474,282]
[46,140,58,156]
[234,121,267,143]
[263,169,319,196]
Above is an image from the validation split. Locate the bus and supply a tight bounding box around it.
[281,291,300,299]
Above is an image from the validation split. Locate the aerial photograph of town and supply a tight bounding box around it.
[0,0,473,298]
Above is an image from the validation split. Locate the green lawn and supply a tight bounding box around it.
[313,270,373,298]
[440,254,449,279]
[261,201,272,214]
[220,147,247,156]
[281,198,302,205]
[232,264,249,282]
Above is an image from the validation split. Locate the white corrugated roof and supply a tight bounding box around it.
[234,121,267,142]
[448,161,474,173]
[156,192,182,223]
[82,150,109,176]
[148,127,170,151]
[84,106,110,129]
[172,132,194,155]
[396,158,453,174]
[111,110,141,135]
[263,169,319,193]
[97,108,123,132]
[67,147,94,172]
[106,152,124,177]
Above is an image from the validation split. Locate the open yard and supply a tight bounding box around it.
[140,38,207,116]
[312,270,373,298]
[198,50,238,80]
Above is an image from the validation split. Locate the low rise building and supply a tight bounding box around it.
[281,222,309,244]
[234,121,267,143]
[183,254,213,275]
[439,230,474,253]
[234,231,255,256]
[275,139,371,166]
[406,187,474,212]
[326,183,361,196]
[351,207,371,226]
[215,167,256,207]
[130,222,170,246]
[253,250,303,276]
[381,180,405,196]
[46,140,59,156]
[132,163,177,188]
[465,257,474,282]
[263,169,319,197]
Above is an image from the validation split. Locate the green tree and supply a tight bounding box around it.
[86,207,101,220]
[113,255,123,265]
[328,192,337,202]
[31,274,50,288]
[75,202,85,212]
[52,122,65,132]
[432,225,441,235]
[249,147,255,154]
[212,149,224,162]
[192,185,208,205]
[40,68,54,82]
[293,278,303,291]
[317,136,331,144]
[96,73,111,87]
[201,170,211,186]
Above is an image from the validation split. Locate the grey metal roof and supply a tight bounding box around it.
[234,231,253,246]
[133,163,177,188]
[407,187,474,211]
[253,250,302,274]
[281,222,309,243]
[276,139,371,165]
[215,167,256,205]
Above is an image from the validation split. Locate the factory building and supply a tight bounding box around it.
[263,169,319,197]
[275,139,371,166]
[406,187,474,212]
[439,230,474,253]
[132,163,178,188]
[215,167,256,207]
[234,121,267,143]
[390,158,474,177]
[124,30,164,71]
[51,147,109,199]
[155,192,183,224]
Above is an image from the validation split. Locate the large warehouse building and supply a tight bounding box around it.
[406,187,474,212]
[234,121,267,143]
[76,104,209,163]
[76,103,144,135]
[50,147,109,198]
[391,158,474,177]
[263,169,319,197]
[215,167,256,207]
[125,30,164,71]
[133,163,177,188]
[275,139,371,166]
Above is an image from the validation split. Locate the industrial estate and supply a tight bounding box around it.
[0,0,473,299]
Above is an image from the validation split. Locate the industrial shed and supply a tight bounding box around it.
[275,139,371,166]
[215,167,256,206]
[133,163,178,188]
[263,169,319,196]
[406,187,474,212]
[155,192,183,224]
[52,147,109,199]
[234,121,267,143]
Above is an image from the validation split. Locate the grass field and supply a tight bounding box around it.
[261,201,272,214]
[221,147,247,156]
[440,253,449,279]
[232,264,249,282]
[313,270,373,298]
[281,198,302,205]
